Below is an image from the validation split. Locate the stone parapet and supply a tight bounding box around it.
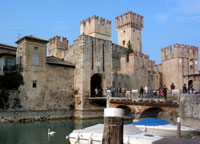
[161,44,199,61]
[49,35,68,50]
[115,11,143,29]
[80,15,111,40]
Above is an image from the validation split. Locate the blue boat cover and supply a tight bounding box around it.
[130,118,170,126]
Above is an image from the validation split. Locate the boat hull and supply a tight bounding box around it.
[135,125,196,137]
[68,124,163,144]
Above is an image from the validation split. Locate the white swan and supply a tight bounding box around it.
[48,128,56,136]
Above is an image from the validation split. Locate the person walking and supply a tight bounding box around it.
[170,83,175,94]
[183,84,187,94]
[95,87,98,97]
[159,87,164,98]
[145,86,149,98]
[163,85,167,99]
[139,87,144,98]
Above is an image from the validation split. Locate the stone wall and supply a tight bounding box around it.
[64,35,113,113]
[118,52,160,91]
[19,63,75,110]
[0,110,73,123]
[0,90,21,110]
[180,94,200,131]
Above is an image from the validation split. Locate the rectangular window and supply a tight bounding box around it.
[123,40,125,45]
[33,56,39,66]
[6,58,15,66]
[34,47,38,51]
[16,56,22,65]
[33,80,37,88]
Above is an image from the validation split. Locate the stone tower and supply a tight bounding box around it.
[15,35,48,109]
[48,36,68,59]
[161,44,199,89]
[115,11,143,52]
[80,15,111,41]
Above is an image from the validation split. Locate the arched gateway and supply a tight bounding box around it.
[90,73,102,97]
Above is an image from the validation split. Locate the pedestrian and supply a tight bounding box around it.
[159,87,164,98]
[163,85,167,99]
[183,84,187,94]
[98,87,103,97]
[170,83,175,93]
[117,86,121,97]
[95,87,98,97]
[145,86,149,98]
[139,87,144,98]
[111,86,114,97]
[122,87,126,97]
[113,87,116,97]
[188,84,194,94]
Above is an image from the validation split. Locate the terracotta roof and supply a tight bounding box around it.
[46,56,75,68]
[0,43,17,51]
[16,35,48,44]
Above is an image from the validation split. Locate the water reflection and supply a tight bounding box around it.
[0,119,104,144]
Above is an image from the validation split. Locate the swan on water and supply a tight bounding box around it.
[48,128,56,136]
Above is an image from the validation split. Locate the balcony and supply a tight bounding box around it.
[3,64,23,73]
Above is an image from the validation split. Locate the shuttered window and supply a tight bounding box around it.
[33,56,39,66]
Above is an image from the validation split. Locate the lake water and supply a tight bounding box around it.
[0,118,199,144]
[0,119,104,144]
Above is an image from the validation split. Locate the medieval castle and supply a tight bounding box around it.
[1,11,199,118]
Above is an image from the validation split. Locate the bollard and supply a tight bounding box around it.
[177,117,181,138]
[102,108,124,144]
[106,90,111,108]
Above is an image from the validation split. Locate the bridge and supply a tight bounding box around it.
[89,91,180,120]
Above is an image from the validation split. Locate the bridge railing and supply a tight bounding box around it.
[105,89,180,102]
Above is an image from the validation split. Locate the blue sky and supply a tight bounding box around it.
[0,0,200,64]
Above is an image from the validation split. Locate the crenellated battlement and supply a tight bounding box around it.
[115,11,143,29]
[48,36,68,58]
[49,35,68,50]
[80,15,111,41]
[161,44,199,61]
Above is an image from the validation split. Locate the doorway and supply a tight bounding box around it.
[91,73,102,97]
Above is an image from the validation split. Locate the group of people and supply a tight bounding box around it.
[106,86,124,97]
[183,83,195,94]
[94,82,196,98]
[139,83,176,99]
[94,87,103,97]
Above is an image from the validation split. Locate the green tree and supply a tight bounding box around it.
[126,40,134,62]
[0,72,23,90]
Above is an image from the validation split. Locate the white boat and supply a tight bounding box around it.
[131,118,196,137]
[68,124,163,144]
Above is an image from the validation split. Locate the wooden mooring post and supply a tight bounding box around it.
[102,108,124,144]
[177,117,181,138]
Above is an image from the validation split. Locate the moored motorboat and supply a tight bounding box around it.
[67,124,163,144]
[130,118,196,137]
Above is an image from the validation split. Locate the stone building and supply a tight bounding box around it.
[0,43,17,75]
[47,11,160,118]
[160,44,200,90]
[3,11,199,118]
[15,35,75,110]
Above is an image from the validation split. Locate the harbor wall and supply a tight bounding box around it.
[0,110,74,123]
[180,94,200,131]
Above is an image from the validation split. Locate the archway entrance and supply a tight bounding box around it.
[188,80,193,87]
[91,73,102,97]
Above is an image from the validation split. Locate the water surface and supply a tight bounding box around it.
[0,119,104,144]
